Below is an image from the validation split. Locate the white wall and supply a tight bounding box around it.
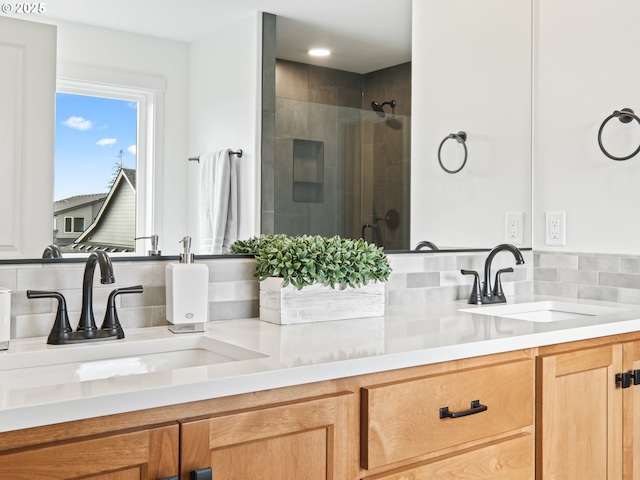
[187,13,262,250]
[53,20,191,254]
[411,0,532,249]
[533,0,640,254]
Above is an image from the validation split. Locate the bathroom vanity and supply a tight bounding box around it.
[1,296,639,479]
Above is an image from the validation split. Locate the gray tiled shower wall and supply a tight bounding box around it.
[5,250,639,340]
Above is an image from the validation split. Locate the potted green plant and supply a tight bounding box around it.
[230,234,391,324]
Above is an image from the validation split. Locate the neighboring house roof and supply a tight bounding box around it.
[72,168,137,252]
[54,193,108,216]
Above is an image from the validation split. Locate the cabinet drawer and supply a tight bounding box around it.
[361,359,533,469]
[365,434,533,480]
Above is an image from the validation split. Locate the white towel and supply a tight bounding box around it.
[199,149,238,254]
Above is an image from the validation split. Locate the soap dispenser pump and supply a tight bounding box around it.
[165,236,209,333]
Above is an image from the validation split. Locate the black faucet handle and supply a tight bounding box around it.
[461,270,482,304]
[26,290,72,345]
[101,285,144,338]
[492,268,514,298]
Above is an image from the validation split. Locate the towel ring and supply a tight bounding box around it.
[438,131,468,174]
[597,108,640,161]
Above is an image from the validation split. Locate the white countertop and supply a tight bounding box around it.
[2,295,640,433]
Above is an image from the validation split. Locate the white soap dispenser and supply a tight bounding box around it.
[165,236,209,333]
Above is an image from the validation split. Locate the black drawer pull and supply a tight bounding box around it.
[439,399,488,419]
[190,468,212,480]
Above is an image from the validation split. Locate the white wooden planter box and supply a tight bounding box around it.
[259,276,385,325]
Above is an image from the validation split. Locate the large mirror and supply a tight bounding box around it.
[261,0,532,251]
[0,0,532,261]
[261,10,413,251]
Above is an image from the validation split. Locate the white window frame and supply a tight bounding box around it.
[56,64,165,256]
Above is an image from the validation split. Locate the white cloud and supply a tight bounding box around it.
[96,138,117,147]
[62,116,92,131]
[127,145,137,155]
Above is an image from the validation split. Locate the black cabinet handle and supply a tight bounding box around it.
[616,371,633,389]
[158,477,179,480]
[191,467,213,480]
[615,370,640,388]
[439,399,488,419]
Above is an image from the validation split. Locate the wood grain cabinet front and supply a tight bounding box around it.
[0,423,179,480]
[361,358,534,472]
[179,392,357,480]
[364,434,533,480]
[537,339,640,480]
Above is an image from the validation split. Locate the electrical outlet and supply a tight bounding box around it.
[505,212,523,244]
[546,212,566,246]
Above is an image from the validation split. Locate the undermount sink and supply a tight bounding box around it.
[459,301,629,323]
[0,335,266,389]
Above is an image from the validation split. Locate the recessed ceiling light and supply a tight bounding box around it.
[308,48,331,57]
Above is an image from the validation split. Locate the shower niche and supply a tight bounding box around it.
[293,139,324,203]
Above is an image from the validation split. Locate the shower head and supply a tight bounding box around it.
[371,100,397,117]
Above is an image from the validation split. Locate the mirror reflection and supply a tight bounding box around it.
[0,0,532,262]
[263,55,411,250]
[54,90,139,254]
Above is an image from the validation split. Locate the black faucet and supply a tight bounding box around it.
[27,251,143,344]
[481,244,524,304]
[42,244,62,258]
[77,251,115,334]
[415,241,439,251]
[461,243,525,304]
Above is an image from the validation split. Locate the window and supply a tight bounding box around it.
[64,217,85,233]
[53,77,158,254]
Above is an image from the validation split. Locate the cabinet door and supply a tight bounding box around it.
[0,16,56,258]
[537,344,623,480]
[0,423,178,480]
[623,340,640,480]
[180,392,356,480]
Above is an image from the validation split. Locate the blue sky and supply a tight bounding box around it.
[54,93,137,201]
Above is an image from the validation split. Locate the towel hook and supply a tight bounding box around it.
[438,131,468,174]
[597,108,640,161]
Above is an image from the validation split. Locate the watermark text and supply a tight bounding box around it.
[1,3,46,14]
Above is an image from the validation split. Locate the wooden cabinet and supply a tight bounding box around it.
[11,334,640,480]
[364,435,533,480]
[0,423,179,480]
[536,338,640,480]
[178,392,357,480]
[361,357,535,478]
[0,349,534,480]
[622,340,640,480]
[537,343,622,479]
[0,392,355,480]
